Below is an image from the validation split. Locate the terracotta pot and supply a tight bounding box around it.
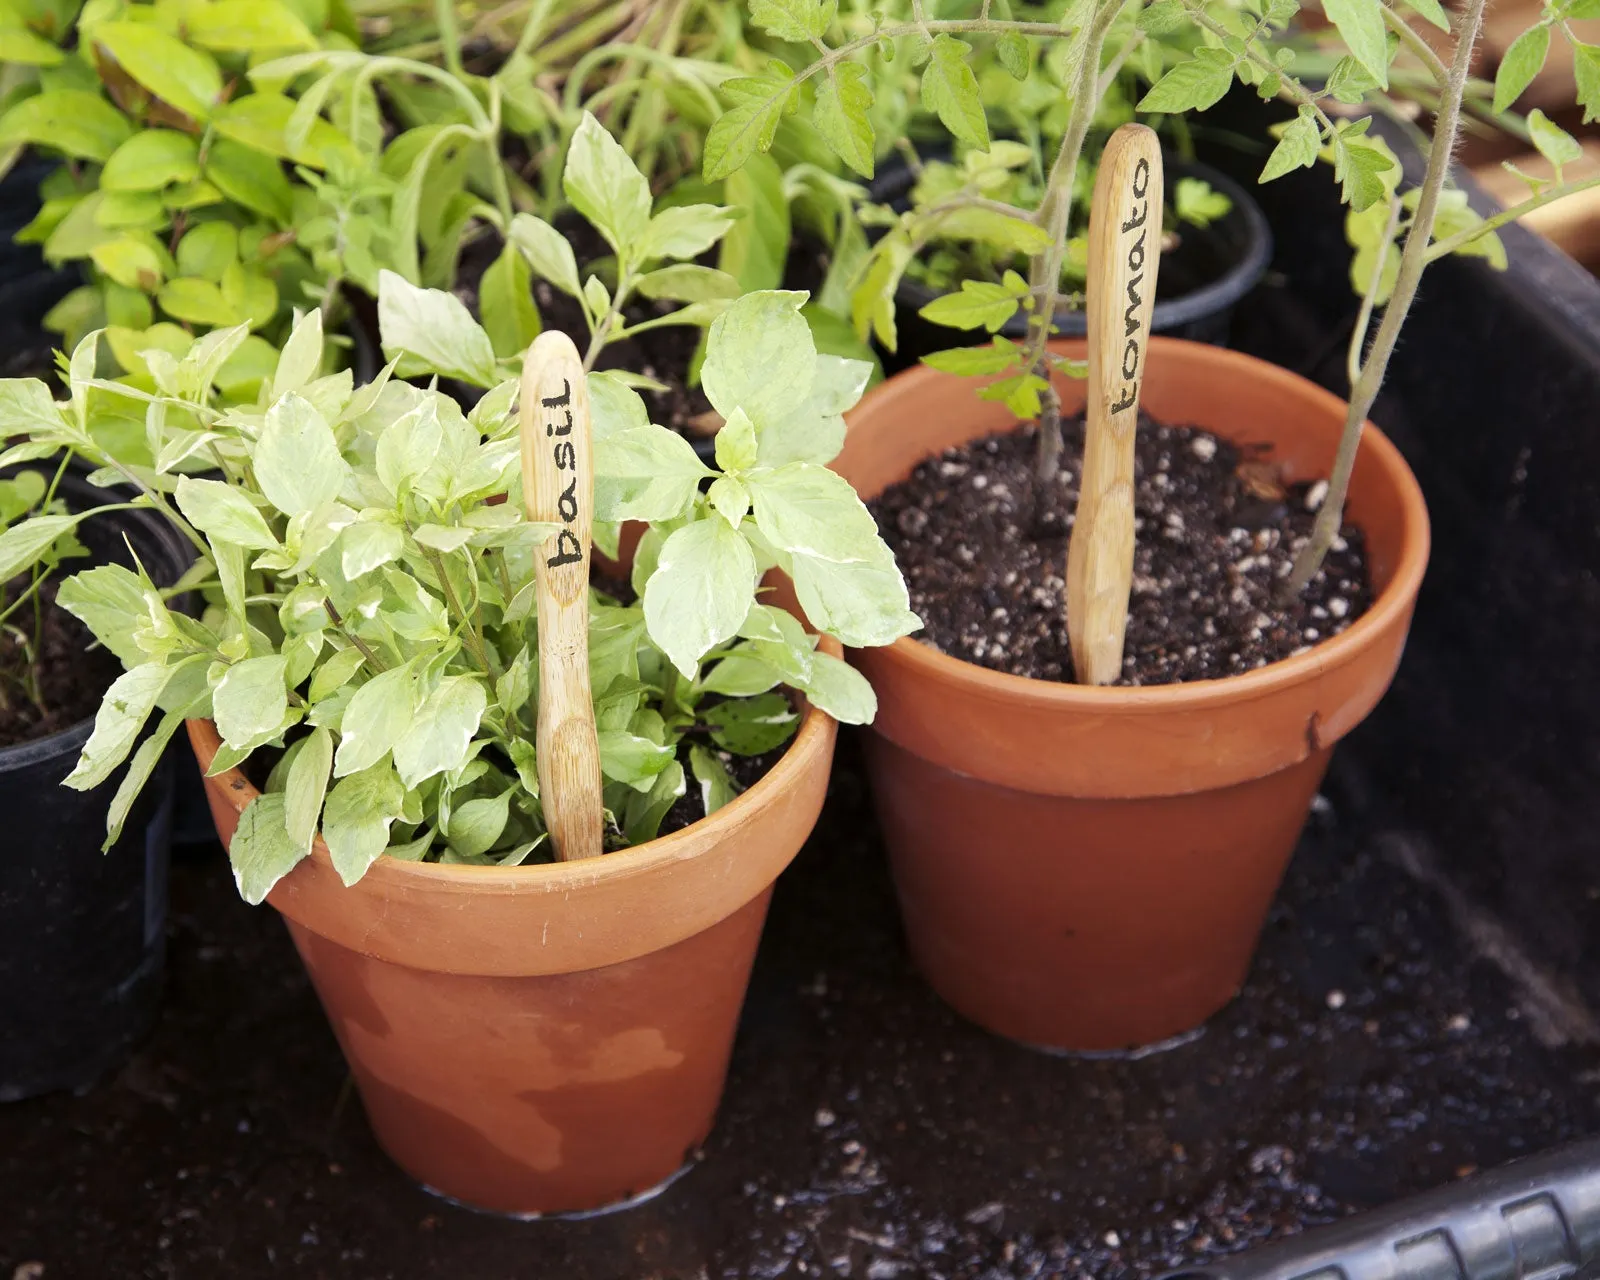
[187,668,837,1217]
[833,338,1430,1052]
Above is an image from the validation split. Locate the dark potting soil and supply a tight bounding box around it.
[657,739,790,838]
[871,416,1374,686]
[0,581,123,748]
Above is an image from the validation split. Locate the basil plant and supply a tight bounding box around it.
[0,286,917,904]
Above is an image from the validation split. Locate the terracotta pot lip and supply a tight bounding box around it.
[849,338,1431,711]
[191,638,840,897]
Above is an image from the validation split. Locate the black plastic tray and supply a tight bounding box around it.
[3,108,1600,1276]
[1173,1138,1600,1280]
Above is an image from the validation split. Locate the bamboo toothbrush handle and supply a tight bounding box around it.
[1066,123,1164,687]
[520,331,603,862]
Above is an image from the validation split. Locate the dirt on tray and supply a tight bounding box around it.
[870,415,1374,685]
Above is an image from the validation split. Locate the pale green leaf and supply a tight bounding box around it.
[229,793,306,904]
[339,519,404,577]
[815,62,875,178]
[65,662,175,791]
[214,654,289,753]
[642,204,735,260]
[564,111,652,259]
[256,393,348,515]
[1321,0,1390,87]
[1527,106,1582,168]
[715,406,758,473]
[1495,23,1550,112]
[284,724,333,854]
[103,707,189,851]
[0,90,132,162]
[688,744,738,815]
[1138,49,1237,112]
[797,650,875,724]
[720,152,789,292]
[0,513,81,582]
[392,674,487,788]
[643,517,758,676]
[334,662,417,776]
[271,309,324,399]
[749,0,834,41]
[175,476,279,551]
[635,264,742,304]
[480,243,542,359]
[593,425,712,522]
[102,131,200,192]
[377,270,498,388]
[447,790,511,858]
[921,35,988,151]
[188,0,318,51]
[703,71,795,182]
[919,276,1026,332]
[1261,109,1322,182]
[598,728,676,789]
[323,761,405,885]
[508,212,582,299]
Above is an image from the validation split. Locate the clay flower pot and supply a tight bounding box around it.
[833,338,1430,1053]
[186,671,837,1218]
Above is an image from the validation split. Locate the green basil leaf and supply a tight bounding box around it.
[229,792,307,904]
[508,212,583,299]
[564,111,652,260]
[323,761,405,885]
[643,516,758,677]
[479,242,542,358]
[376,269,499,388]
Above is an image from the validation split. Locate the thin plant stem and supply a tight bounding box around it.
[1024,0,1120,485]
[1346,200,1402,391]
[1382,6,1451,86]
[1424,172,1600,261]
[1286,0,1492,593]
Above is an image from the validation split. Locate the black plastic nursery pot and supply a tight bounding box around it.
[0,156,81,380]
[0,472,193,1101]
[872,153,1272,370]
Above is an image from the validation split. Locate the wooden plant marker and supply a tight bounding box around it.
[519,331,603,861]
[1065,123,1164,686]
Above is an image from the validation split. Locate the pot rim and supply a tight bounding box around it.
[849,339,1430,713]
[188,637,841,898]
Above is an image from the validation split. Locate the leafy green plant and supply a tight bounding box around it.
[881,140,1232,305]
[494,110,741,373]
[0,0,363,374]
[701,0,1600,590]
[0,281,916,902]
[0,0,532,397]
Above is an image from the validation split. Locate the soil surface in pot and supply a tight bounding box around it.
[0,579,121,747]
[870,416,1374,685]
[658,741,789,837]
